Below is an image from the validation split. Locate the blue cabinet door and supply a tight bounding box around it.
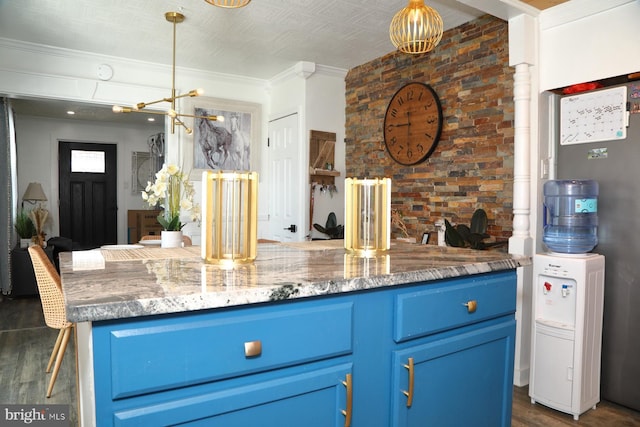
[391,319,516,427]
[113,363,352,427]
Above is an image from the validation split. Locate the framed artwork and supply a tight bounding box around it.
[132,133,164,194]
[421,232,430,245]
[131,151,153,194]
[183,97,262,179]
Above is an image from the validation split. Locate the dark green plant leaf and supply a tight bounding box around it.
[470,209,488,235]
[326,212,337,229]
[313,223,327,234]
[445,219,466,247]
[15,210,36,238]
[157,214,184,231]
[455,224,471,243]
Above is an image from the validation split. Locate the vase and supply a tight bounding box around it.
[161,230,183,248]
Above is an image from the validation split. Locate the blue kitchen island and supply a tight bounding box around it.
[59,241,530,427]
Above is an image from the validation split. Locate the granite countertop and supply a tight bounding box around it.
[59,241,531,323]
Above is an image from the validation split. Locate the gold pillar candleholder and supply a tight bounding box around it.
[201,171,258,264]
[344,177,391,255]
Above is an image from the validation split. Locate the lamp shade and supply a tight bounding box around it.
[390,0,443,54]
[22,182,47,202]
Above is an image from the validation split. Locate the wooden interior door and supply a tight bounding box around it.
[59,141,117,248]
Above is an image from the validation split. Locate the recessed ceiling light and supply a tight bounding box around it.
[66,110,75,115]
[147,117,155,122]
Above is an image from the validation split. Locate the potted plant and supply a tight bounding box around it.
[15,210,36,248]
[392,209,416,243]
[29,206,49,247]
[142,163,200,248]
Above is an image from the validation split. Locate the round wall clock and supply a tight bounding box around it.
[383,82,443,165]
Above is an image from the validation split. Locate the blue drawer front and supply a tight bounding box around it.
[95,301,353,399]
[113,363,352,427]
[394,271,516,342]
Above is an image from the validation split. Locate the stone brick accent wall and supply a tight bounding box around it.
[345,15,514,243]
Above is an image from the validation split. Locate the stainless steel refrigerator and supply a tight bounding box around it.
[556,81,640,412]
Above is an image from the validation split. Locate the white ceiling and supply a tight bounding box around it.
[0,0,487,80]
[0,0,557,124]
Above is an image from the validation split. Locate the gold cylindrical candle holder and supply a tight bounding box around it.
[344,177,391,255]
[201,171,258,264]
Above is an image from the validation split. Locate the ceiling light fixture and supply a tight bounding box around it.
[389,0,443,54]
[112,12,223,135]
[204,0,251,8]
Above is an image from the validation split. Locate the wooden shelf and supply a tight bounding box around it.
[309,130,339,185]
[310,168,340,185]
[309,168,340,177]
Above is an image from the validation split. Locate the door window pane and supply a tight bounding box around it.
[71,150,105,173]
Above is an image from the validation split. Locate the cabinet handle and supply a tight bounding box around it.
[244,340,262,358]
[341,373,353,427]
[464,300,477,313]
[402,357,414,407]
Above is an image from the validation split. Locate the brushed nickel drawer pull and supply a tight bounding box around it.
[464,300,477,313]
[244,340,262,358]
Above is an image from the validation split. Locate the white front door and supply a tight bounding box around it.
[268,113,302,242]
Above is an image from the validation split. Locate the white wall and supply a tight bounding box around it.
[305,68,347,236]
[14,114,164,243]
[267,62,347,240]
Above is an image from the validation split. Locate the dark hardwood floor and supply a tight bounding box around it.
[0,296,77,426]
[1,296,639,427]
[512,384,640,426]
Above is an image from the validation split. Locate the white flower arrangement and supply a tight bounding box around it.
[142,164,200,231]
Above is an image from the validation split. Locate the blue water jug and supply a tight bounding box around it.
[543,180,598,254]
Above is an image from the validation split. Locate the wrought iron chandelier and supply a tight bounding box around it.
[389,0,443,54]
[112,12,223,135]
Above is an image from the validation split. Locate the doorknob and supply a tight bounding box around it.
[284,224,297,233]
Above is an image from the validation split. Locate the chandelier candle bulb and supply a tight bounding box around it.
[201,171,258,265]
[344,177,391,255]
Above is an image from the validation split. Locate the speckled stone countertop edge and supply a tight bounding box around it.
[60,243,531,323]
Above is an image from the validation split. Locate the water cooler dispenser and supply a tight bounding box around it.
[530,254,605,420]
[530,180,605,419]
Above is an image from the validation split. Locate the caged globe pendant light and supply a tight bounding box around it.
[389,0,443,54]
[204,0,251,8]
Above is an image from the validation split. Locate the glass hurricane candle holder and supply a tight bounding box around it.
[344,177,391,255]
[201,171,258,265]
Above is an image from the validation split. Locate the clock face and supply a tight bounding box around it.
[383,82,443,165]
